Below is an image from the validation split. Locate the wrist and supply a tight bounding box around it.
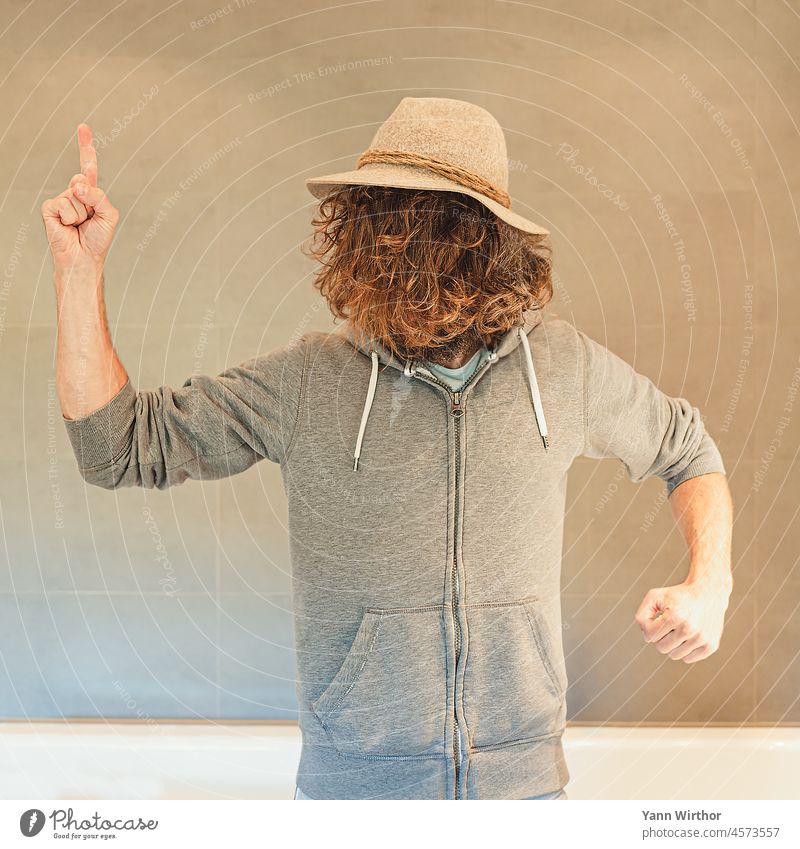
[685,562,733,595]
[54,263,104,292]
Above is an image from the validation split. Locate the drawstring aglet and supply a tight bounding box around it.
[518,326,550,453]
[352,349,380,472]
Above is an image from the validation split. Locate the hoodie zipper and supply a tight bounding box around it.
[451,389,464,796]
[410,353,495,799]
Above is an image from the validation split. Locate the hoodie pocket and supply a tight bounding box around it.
[311,604,448,758]
[462,595,567,750]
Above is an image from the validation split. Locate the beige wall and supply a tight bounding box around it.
[0,0,796,723]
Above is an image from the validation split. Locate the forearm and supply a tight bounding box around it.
[668,471,733,592]
[55,267,128,420]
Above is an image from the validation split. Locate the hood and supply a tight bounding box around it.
[337,308,549,470]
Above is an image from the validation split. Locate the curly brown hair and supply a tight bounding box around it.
[302,184,553,363]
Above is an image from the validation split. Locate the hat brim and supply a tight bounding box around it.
[305,161,550,236]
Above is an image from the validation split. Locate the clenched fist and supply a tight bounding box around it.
[635,579,730,663]
[41,123,119,280]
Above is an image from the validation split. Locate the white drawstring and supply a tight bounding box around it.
[518,327,550,450]
[353,333,547,470]
[353,350,380,471]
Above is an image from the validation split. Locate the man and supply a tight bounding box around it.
[42,97,733,800]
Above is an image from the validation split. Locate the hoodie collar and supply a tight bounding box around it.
[341,308,549,471]
[340,307,545,371]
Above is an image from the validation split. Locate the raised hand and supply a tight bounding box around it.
[41,123,120,280]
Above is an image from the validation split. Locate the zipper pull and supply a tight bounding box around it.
[451,391,464,418]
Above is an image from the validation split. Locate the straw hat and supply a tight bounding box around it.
[305,96,550,236]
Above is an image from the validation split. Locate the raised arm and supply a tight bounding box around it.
[42,123,309,490]
[41,123,127,420]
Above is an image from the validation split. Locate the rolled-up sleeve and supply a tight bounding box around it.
[62,334,308,490]
[578,329,726,496]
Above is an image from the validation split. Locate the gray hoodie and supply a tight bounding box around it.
[62,309,726,799]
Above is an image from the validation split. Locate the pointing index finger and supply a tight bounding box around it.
[77,122,98,187]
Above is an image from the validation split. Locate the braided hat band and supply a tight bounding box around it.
[306,97,550,236]
[356,148,512,209]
